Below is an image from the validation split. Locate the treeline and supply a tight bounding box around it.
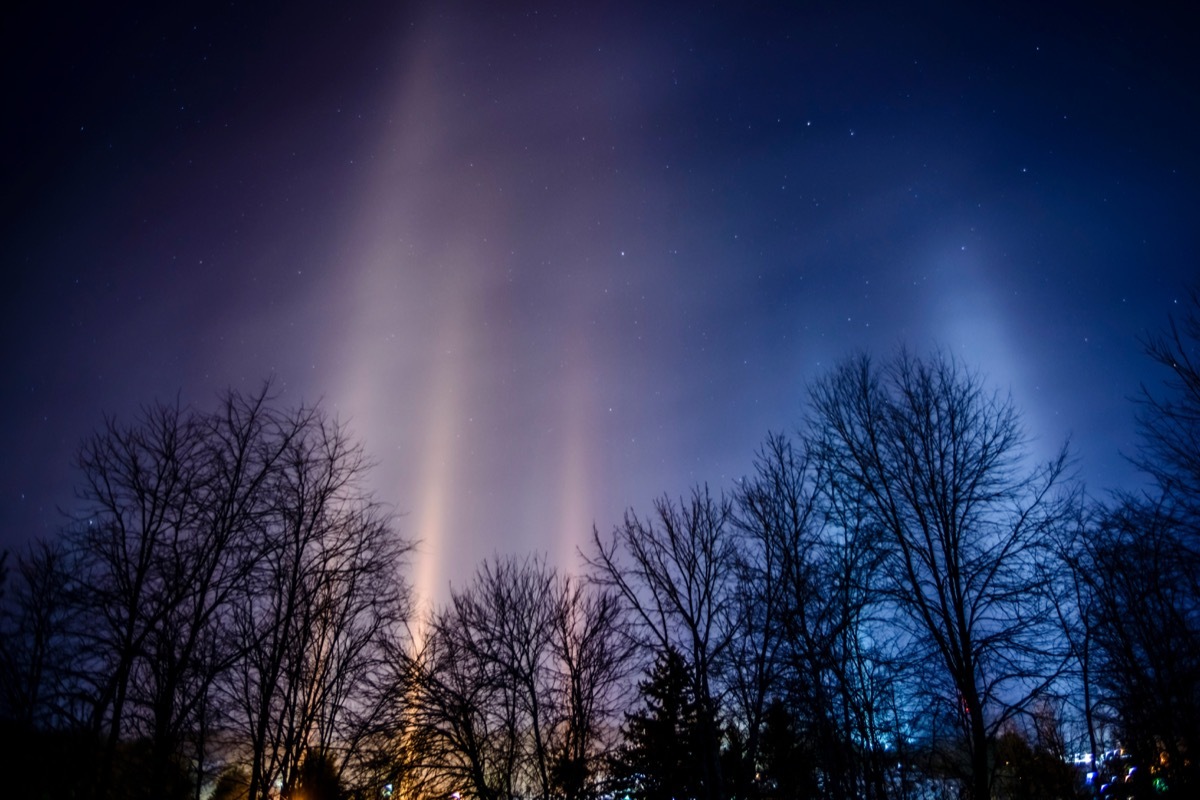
[0,394,410,799]
[1,300,1198,800]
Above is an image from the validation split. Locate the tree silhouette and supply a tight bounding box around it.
[587,486,736,800]
[0,385,412,800]
[611,647,706,800]
[1071,501,1199,797]
[807,350,1074,800]
[1136,288,1200,521]
[407,556,628,800]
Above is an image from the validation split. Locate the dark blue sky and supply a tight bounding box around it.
[3,1,1196,603]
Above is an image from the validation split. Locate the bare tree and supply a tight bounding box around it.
[1070,499,1200,796]
[0,540,101,798]
[50,387,367,799]
[1079,288,1200,795]
[734,432,901,800]
[453,556,559,799]
[1041,503,1108,775]
[1136,288,1200,521]
[587,486,737,800]
[548,576,633,800]
[45,385,410,800]
[406,598,516,800]
[68,398,210,800]
[407,556,629,800]
[141,388,300,800]
[728,434,813,795]
[0,540,79,729]
[228,409,410,800]
[809,447,900,800]
[807,350,1073,800]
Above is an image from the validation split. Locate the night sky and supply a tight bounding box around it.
[3,1,1197,605]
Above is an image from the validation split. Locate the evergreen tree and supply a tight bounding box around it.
[612,648,705,800]
[756,700,818,800]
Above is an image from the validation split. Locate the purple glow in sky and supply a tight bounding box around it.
[3,1,1197,605]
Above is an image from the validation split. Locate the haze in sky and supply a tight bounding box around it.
[3,1,1196,605]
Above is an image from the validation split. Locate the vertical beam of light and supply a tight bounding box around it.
[924,240,1057,463]
[555,330,597,576]
[324,26,478,618]
[405,302,467,626]
[320,9,655,611]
